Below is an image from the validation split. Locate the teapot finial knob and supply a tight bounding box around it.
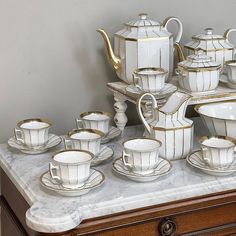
[139,13,148,20]
[205,28,213,35]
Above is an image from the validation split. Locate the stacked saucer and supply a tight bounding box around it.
[126,67,177,100]
[41,150,105,196]
[112,138,172,182]
[187,136,236,176]
[8,118,61,154]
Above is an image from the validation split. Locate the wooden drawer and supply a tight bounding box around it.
[86,202,236,236]
[68,190,236,236]
[1,197,28,236]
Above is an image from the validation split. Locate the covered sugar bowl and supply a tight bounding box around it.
[175,49,221,93]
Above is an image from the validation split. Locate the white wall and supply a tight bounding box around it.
[0,0,236,142]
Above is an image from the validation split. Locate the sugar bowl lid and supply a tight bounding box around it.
[125,13,160,27]
[178,51,221,71]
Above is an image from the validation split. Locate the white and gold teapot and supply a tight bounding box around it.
[137,91,193,160]
[97,13,183,84]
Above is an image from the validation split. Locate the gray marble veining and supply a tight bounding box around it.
[1,119,236,233]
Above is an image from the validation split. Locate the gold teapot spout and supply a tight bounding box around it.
[97,29,121,71]
[174,42,186,62]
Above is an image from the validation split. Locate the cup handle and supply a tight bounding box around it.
[175,68,186,79]
[76,119,84,129]
[132,74,142,90]
[122,151,132,168]
[49,163,60,181]
[63,138,73,149]
[201,147,210,162]
[14,128,24,143]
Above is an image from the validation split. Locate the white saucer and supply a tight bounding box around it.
[187,150,236,176]
[101,126,121,144]
[126,84,177,100]
[186,89,217,96]
[220,74,236,89]
[112,157,172,182]
[92,146,114,166]
[40,169,105,197]
[8,134,61,154]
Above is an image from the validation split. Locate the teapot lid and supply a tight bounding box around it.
[178,51,221,71]
[192,28,224,40]
[125,13,160,27]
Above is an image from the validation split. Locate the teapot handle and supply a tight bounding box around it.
[224,28,236,41]
[224,29,236,58]
[162,17,183,44]
[137,93,157,134]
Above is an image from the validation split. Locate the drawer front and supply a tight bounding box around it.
[1,200,28,236]
[86,202,236,236]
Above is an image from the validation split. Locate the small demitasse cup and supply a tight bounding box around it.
[122,138,162,174]
[49,149,94,189]
[76,111,112,135]
[133,67,168,93]
[14,118,52,148]
[225,60,236,84]
[64,129,104,156]
[199,136,236,169]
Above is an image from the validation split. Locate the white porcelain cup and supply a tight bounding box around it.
[64,129,104,156]
[14,118,52,148]
[133,67,168,93]
[225,60,236,84]
[199,136,236,169]
[122,138,162,174]
[76,111,112,135]
[49,149,94,189]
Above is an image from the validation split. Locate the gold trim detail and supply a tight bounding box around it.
[80,111,112,119]
[174,42,186,62]
[192,36,224,41]
[52,149,94,163]
[184,45,234,52]
[68,129,104,139]
[195,101,236,121]
[178,65,221,72]
[122,137,162,151]
[225,60,236,66]
[151,123,193,131]
[199,135,236,147]
[115,34,172,42]
[133,67,168,76]
[17,118,52,130]
[97,29,122,72]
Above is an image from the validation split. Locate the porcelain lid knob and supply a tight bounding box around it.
[205,28,213,35]
[139,13,148,20]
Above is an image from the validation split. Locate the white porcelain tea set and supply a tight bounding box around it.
[97,14,236,175]
[8,112,121,196]
[7,14,236,196]
[98,14,236,95]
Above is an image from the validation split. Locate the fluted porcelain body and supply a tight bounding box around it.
[137,91,193,160]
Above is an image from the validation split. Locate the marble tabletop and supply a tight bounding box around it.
[1,118,236,233]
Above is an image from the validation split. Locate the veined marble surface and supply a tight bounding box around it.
[1,118,236,233]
